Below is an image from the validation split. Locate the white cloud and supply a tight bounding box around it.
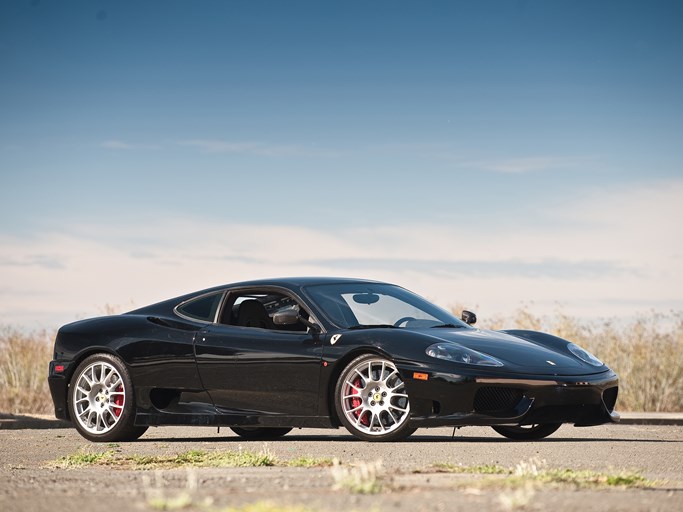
[461,156,589,174]
[364,145,585,174]
[177,140,260,153]
[1,181,681,329]
[101,140,160,150]
[177,139,341,157]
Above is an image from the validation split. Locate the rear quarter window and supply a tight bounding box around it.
[175,292,223,322]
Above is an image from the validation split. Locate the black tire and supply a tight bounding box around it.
[230,427,292,440]
[491,423,562,440]
[334,353,416,442]
[69,353,147,442]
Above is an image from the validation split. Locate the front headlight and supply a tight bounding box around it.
[567,342,603,367]
[426,342,503,367]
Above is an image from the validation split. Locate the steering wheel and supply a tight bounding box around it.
[394,316,416,327]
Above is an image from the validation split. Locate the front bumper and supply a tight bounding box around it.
[403,367,619,428]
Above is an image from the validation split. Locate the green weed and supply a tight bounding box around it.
[287,457,333,468]
[147,492,193,511]
[330,458,383,494]
[432,463,508,474]
[433,457,653,489]
[52,447,277,469]
[53,449,116,468]
[217,503,320,512]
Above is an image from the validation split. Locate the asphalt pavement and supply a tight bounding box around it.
[1,421,681,512]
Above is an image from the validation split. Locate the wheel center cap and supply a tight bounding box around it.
[373,392,382,402]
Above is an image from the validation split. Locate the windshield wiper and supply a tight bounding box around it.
[348,324,398,330]
[430,323,465,328]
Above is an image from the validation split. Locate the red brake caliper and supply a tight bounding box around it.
[113,384,123,417]
[350,378,369,426]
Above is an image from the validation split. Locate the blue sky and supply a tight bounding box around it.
[1,1,682,329]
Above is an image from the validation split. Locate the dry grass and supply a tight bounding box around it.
[0,326,54,414]
[2,307,682,414]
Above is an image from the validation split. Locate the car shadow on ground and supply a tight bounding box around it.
[0,413,70,430]
[134,431,683,444]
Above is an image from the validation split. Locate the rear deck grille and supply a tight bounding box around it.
[474,387,524,413]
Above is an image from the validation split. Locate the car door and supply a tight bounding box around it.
[195,292,323,417]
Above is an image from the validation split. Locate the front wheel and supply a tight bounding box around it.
[69,353,147,442]
[230,427,292,440]
[491,423,561,440]
[335,354,416,442]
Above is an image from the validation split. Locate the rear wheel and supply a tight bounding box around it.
[69,353,147,442]
[491,423,561,440]
[230,427,292,440]
[335,354,416,442]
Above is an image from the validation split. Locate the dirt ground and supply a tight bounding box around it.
[1,423,681,511]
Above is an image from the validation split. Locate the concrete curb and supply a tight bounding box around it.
[617,412,683,426]
[1,412,682,430]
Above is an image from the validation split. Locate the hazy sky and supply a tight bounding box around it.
[1,0,682,329]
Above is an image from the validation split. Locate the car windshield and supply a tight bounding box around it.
[303,282,469,330]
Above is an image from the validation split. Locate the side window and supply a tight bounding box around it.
[219,290,310,332]
[175,292,223,322]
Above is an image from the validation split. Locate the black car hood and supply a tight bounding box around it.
[412,328,598,376]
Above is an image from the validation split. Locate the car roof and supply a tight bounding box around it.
[127,277,390,316]
[220,276,385,289]
[193,276,388,296]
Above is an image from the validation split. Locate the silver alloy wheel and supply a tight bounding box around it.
[72,361,125,434]
[340,358,410,436]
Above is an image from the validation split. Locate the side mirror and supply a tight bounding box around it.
[461,310,477,325]
[272,309,322,333]
[273,310,299,325]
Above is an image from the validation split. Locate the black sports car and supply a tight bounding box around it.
[48,277,619,442]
